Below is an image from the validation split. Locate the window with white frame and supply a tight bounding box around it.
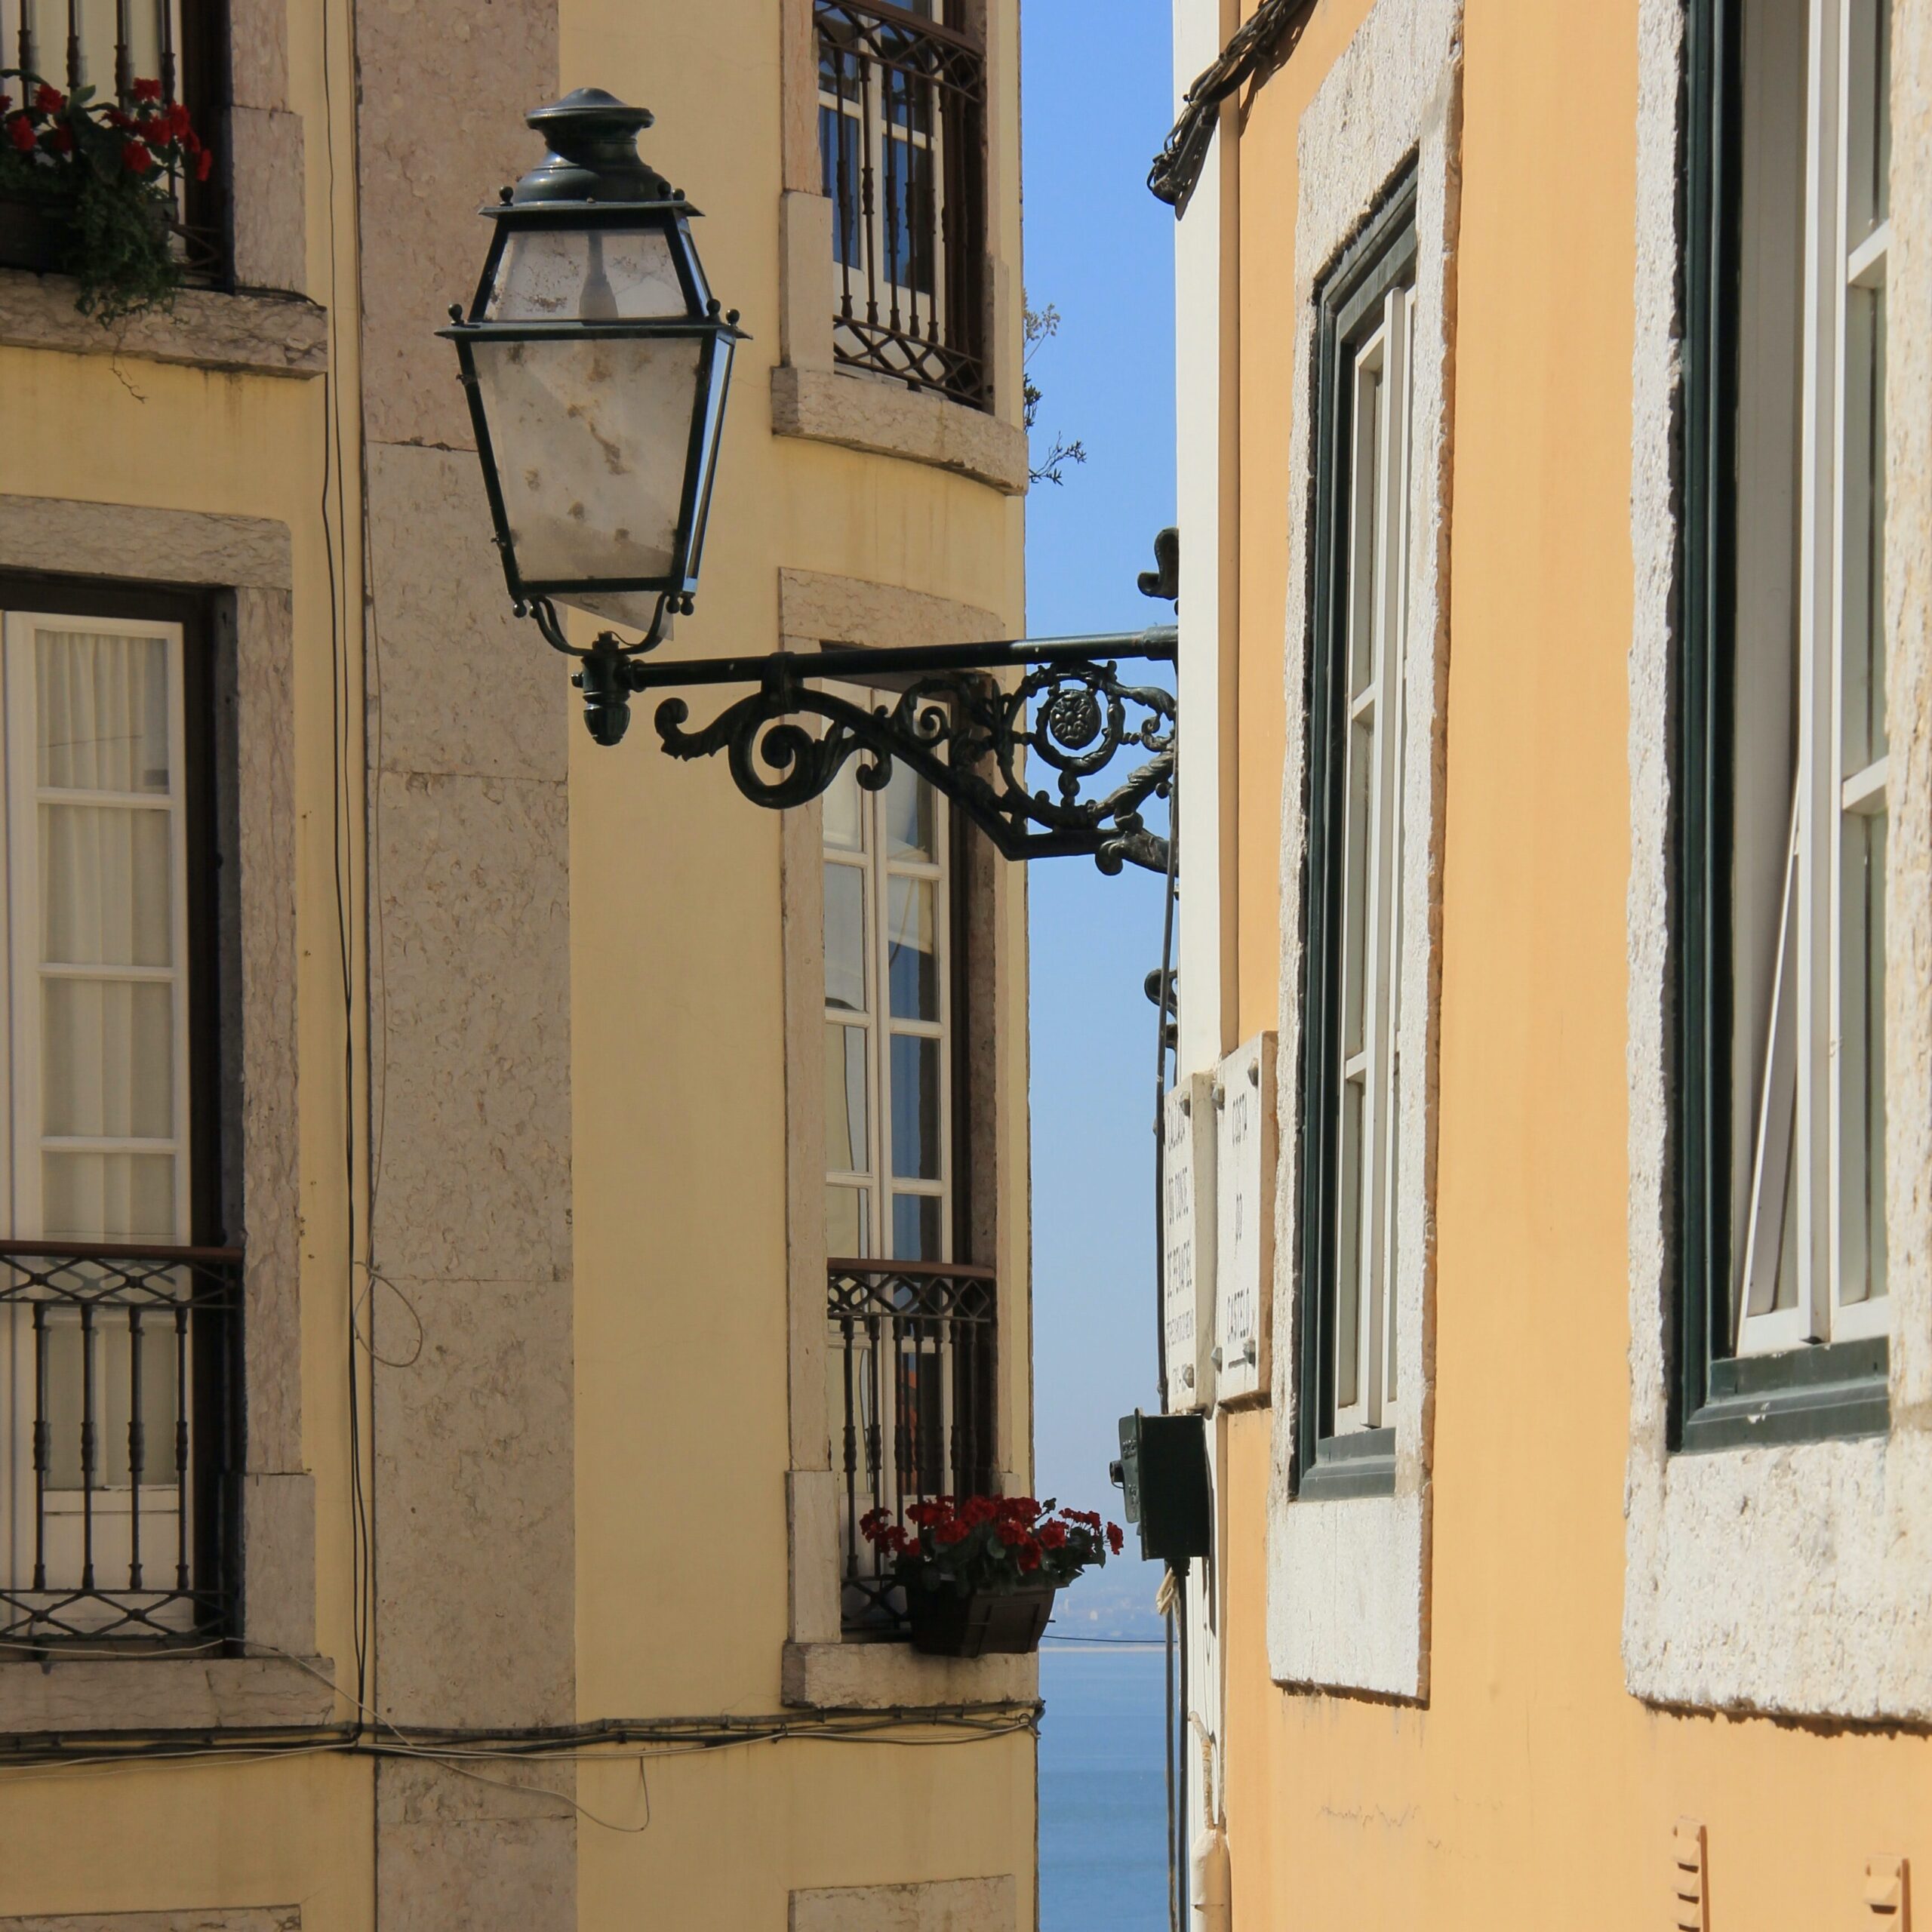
[1726,0,1890,1361]
[0,607,208,1628]
[1298,186,1418,1481]
[822,733,954,1265]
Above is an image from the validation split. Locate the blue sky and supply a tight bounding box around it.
[1020,0,1177,1534]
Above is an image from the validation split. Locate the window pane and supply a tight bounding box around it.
[1843,277,1888,771]
[1841,810,1887,1305]
[40,804,173,967]
[42,1150,176,1241]
[1383,1062,1401,1406]
[1340,721,1374,1060]
[36,630,170,793]
[44,1317,85,1491]
[892,1191,942,1261]
[898,1343,944,1491]
[823,758,864,853]
[818,100,863,271]
[1346,354,1384,703]
[101,1306,183,1487]
[889,1033,940,1180]
[887,875,938,1021]
[42,979,174,1138]
[72,0,174,90]
[824,1023,869,1174]
[884,765,935,860]
[826,1183,870,1260]
[823,863,868,1014]
[1334,1078,1364,1414]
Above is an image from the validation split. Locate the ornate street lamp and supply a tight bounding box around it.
[441,88,746,744]
[448,92,1177,874]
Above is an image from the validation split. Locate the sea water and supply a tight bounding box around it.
[1038,1645,1169,1931]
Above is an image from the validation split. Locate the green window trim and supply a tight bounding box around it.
[1669,0,1889,1454]
[1292,171,1417,1506]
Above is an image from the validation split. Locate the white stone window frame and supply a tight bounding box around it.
[1266,0,1460,1704]
[1623,0,1932,1723]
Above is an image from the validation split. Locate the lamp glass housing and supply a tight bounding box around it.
[442,94,744,635]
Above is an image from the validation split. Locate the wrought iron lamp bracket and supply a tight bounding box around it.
[583,628,1177,875]
[526,530,1182,874]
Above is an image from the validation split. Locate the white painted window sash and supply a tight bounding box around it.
[1331,281,1415,1437]
[1736,0,1890,1355]
[821,693,954,1268]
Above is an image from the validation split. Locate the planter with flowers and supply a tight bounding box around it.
[860,1496,1126,1658]
[0,72,212,323]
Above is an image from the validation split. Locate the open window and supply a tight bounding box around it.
[1677,0,1893,1446]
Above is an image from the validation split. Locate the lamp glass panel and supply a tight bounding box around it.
[485,224,687,323]
[683,335,737,581]
[471,333,702,601]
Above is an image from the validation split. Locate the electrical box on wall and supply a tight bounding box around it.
[1213,1032,1277,1404]
[1111,1410,1212,1568]
[1162,1071,1217,1411]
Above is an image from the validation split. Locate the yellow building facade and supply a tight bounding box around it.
[1166,0,1932,1921]
[0,2,1038,1929]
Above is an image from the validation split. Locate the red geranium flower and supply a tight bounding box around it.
[132,76,163,102]
[1106,1523,1124,1555]
[1017,1543,1041,1572]
[996,1519,1026,1547]
[47,122,72,152]
[122,137,153,174]
[935,1518,969,1547]
[8,114,35,152]
[1038,1521,1068,1550]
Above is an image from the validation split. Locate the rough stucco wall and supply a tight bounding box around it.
[354,0,576,1919]
[1622,0,1932,1722]
[1265,0,1460,1703]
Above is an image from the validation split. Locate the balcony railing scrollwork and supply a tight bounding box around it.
[828,1257,995,1632]
[816,0,989,408]
[0,1239,240,1646]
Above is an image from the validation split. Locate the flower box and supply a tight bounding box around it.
[0,69,211,319]
[0,186,69,272]
[908,1580,1059,1658]
[860,1494,1124,1655]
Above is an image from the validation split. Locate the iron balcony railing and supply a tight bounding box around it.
[816,0,989,409]
[828,1257,995,1632]
[0,1240,240,1647]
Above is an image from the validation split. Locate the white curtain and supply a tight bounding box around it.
[32,629,178,1244]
